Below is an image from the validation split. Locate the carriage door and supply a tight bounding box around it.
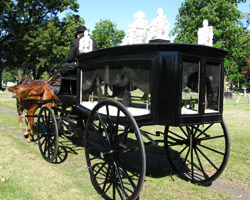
[181,57,201,115]
[204,61,222,114]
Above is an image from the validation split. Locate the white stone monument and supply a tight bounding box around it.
[150,8,169,40]
[121,11,149,45]
[198,19,213,46]
[79,30,93,53]
[121,8,170,45]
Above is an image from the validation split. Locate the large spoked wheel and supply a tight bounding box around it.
[37,106,59,163]
[85,99,146,200]
[164,119,230,185]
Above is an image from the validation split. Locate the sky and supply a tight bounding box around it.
[69,0,250,42]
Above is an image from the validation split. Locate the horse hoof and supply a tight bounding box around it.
[27,137,34,143]
[22,129,29,136]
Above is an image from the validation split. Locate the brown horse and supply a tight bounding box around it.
[8,79,59,142]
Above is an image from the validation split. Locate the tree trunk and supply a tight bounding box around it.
[0,65,5,91]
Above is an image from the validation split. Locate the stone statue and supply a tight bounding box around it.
[121,11,149,45]
[79,30,93,53]
[121,8,170,45]
[198,19,213,46]
[150,8,169,40]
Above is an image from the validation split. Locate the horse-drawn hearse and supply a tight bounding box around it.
[11,41,230,200]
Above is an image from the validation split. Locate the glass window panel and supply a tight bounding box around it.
[205,63,221,113]
[81,62,151,117]
[181,60,200,115]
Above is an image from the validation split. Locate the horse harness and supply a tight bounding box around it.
[16,80,59,116]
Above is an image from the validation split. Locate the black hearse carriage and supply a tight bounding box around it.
[37,42,230,200]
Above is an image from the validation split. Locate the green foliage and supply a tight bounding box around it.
[172,0,250,86]
[2,67,18,82]
[92,19,125,49]
[0,0,82,81]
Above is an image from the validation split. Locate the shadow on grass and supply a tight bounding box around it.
[144,144,175,178]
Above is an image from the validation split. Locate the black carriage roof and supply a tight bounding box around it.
[77,42,228,65]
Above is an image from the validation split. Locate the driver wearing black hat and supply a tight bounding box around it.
[62,25,96,69]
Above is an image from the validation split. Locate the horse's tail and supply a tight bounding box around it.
[20,86,45,99]
[7,85,19,93]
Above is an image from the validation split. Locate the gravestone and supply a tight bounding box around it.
[224,91,233,99]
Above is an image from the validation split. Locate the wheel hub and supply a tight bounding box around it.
[100,149,116,159]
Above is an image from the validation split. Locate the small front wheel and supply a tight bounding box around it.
[37,106,59,162]
[164,119,230,185]
[85,99,146,200]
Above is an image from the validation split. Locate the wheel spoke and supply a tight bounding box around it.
[112,161,116,200]
[179,126,188,137]
[114,127,129,148]
[96,111,111,146]
[196,146,218,170]
[93,159,109,178]
[166,134,186,146]
[105,104,114,147]
[40,137,46,146]
[192,125,199,137]
[191,139,194,180]
[114,161,127,200]
[114,108,121,144]
[197,134,224,141]
[167,129,187,140]
[102,160,112,193]
[196,123,214,138]
[181,146,190,171]
[43,137,48,156]
[116,158,136,189]
[193,147,208,179]
[171,145,188,162]
[90,123,109,148]
[88,138,108,152]
[198,143,225,155]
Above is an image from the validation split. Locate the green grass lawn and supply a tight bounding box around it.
[0,91,249,199]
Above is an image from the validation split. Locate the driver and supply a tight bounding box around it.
[62,25,96,69]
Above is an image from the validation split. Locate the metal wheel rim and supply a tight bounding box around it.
[84,99,146,200]
[37,106,59,162]
[164,119,230,185]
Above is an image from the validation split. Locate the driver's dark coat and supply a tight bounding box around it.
[66,35,97,63]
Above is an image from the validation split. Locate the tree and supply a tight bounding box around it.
[0,0,81,89]
[23,14,85,79]
[92,19,125,49]
[172,0,250,86]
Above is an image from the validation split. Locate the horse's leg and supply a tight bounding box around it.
[28,105,38,142]
[24,115,30,137]
[27,114,34,142]
[27,106,38,142]
[19,109,29,137]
